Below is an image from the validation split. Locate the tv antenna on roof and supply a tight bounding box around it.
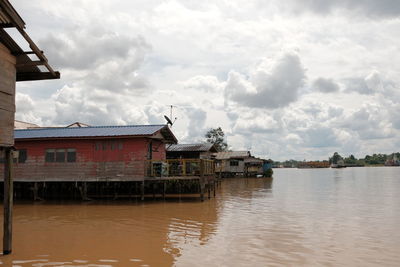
[164,105,177,127]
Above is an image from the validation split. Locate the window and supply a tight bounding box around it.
[56,149,66,162]
[46,148,76,163]
[147,141,153,160]
[45,149,55,162]
[118,142,123,150]
[67,149,76,162]
[95,142,101,151]
[230,160,239,166]
[102,142,107,150]
[18,149,27,163]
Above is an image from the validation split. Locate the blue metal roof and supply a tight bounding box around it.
[15,125,169,140]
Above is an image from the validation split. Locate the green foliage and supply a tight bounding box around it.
[329,152,343,164]
[364,154,387,165]
[344,154,357,165]
[264,168,273,178]
[205,127,228,152]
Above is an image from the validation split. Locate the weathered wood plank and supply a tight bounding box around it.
[0,91,15,111]
[0,109,14,146]
[3,148,14,254]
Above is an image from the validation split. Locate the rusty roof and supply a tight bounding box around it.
[15,124,177,143]
[214,151,251,160]
[167,143,217,152]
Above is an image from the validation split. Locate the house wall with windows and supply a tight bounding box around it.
[0,137,167,182]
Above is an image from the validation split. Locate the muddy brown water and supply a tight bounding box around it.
[1,167,400,266]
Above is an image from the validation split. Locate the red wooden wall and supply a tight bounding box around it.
[0,137,166,182]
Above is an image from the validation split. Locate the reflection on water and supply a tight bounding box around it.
[1,167,400,266]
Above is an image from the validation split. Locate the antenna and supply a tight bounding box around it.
[164,115,173,126]
[164,105,177,127]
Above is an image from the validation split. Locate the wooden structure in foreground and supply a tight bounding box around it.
[1,0,60,254]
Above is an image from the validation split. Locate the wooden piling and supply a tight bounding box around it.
[33,182,39,201]
[213,181,216,197]
[141,180,145,201]
[163,181,166,199]
[200,160,205,201]
[178,181,181,201]
[3,148,13,255]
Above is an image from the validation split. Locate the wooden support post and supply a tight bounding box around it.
[3,148,13,255]
[141,180,145,201]
[200,160,205,201]
[213,181,216,197]
[163,181,166,199]
[153,182,156,199]
[79,182,90,201]
[200,180,205,202]
[178,181,181,201]
[33,182,39,201]
[208,182,211,199]
[113,183,118,200]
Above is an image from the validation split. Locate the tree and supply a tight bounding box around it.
[205,127,228,152]
[329,152,343,164]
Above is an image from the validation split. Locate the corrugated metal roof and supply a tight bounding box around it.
[214,151,251,160]
[15,125,169,140]
[167,143,216,152]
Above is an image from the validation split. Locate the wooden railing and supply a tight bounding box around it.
[146,159,215,178]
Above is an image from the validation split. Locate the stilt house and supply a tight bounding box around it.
[1,125,177,182]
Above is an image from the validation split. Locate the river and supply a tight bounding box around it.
[1,167,399,266]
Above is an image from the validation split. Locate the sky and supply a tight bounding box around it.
[10,0,400,161]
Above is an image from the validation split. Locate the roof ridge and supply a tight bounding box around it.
[15,124,167,132]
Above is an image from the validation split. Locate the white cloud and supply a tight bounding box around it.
[11,0,400,160]
[225,52,306,109]
[312,78,340,93]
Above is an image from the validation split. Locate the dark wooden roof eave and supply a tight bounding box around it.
[0,0,60,82]
[16,71,60,82]
[158,125,178,144]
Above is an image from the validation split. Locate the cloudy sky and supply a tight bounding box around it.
[11,0,400,160]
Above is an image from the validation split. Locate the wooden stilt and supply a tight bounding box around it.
[200,181,205,202]
[141,180,145,201]
[153,182,156,199]
[3,148,13,255]
[208,183,211,199]
[178,181,181,201]
[33,182,39,201]
[79,182,90,201]
[163,181,166,199]
[213,181,216,197]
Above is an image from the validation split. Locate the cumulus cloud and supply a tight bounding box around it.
[39,26,151,94]
[11,0,400,160]
[181,107,207,142]
[51,85,149,126]
[281,0,400,17]
[299,127,339,148]
[337,105,394,140]
[15,93,43,125]
[312,78,340,93]
[224,52,306,109]
[181,75,224,93]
